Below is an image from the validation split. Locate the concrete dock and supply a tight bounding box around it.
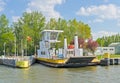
[0,56,35,68]
[100,58,120,66]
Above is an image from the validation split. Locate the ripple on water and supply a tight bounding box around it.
[0,64,120,83]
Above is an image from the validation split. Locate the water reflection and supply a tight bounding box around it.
[0,64,120,83]
[65,66,97,72]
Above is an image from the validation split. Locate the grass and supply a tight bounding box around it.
[96,55,120,60]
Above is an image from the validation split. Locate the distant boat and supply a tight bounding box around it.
[37,30,95,68]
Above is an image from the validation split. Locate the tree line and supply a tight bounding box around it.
[97,34,120,47]
[0,11,97,56]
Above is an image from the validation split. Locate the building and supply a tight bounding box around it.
[109,42,120,54]
[95,47,115,55]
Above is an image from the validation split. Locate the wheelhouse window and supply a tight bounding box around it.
[41,51,45,55]
[50,32,58,40]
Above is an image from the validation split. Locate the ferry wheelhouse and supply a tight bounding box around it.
[37,30,95,68]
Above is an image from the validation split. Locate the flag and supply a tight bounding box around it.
[27,36,32,42]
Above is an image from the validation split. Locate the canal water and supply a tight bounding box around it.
[0,64,120,83]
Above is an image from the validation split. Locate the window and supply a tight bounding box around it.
[50,32,58,40]
[45,41,49,48]
[103,49,107,50]
[110,49,113,51]
[41,51,45,55]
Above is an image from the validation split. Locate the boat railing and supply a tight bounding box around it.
[51,48,79,59]
[66,49,75,58]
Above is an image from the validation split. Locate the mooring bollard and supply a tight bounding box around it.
[100,58,110,66]
[110,59,114,65]
[114,58,120,65]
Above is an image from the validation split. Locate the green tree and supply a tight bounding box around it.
[13,11,45,55]
[0,14,15,55]
[97,34,120,47]
[46,18,92,48]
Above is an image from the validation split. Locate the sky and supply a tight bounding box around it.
[0,0,120,40]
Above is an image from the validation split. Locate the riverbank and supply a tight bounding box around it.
[97,54,120,60]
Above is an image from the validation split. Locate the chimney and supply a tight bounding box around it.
[64,37,67,58]
[74,34,78,49]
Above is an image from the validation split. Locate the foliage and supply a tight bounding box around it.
[13,11,45,55]
[0,12,92,56]
[46,18,92,48]
[70,38,98,54]
[0,14,15,55]
[97,34,120,47]
[70,38,85,48]
[86,39,98,53]
[97,55,120,60]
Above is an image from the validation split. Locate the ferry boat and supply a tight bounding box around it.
[37,30,95,68]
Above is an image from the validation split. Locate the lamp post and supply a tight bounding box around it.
[4,42,6,56]
[21,39,24,59]
[15,36,16,57]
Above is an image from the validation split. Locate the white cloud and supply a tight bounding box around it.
[26,0,65,21]
[0,0,5,12]
[12,16,20,22]
[93,19,103,23]
[88,18,103,23]
[76,4,120,22]
[92,31,117,40]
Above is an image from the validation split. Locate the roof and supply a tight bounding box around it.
[41,30,63,33]
[109,42,120,47]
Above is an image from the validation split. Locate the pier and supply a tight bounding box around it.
[0,56,35,68]
[99,53,120,66]
[100,58,120,66]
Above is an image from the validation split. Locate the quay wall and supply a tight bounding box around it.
[2,59,16,67]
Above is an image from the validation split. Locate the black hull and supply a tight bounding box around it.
[37,61,88,68]
[36,56,95,68]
